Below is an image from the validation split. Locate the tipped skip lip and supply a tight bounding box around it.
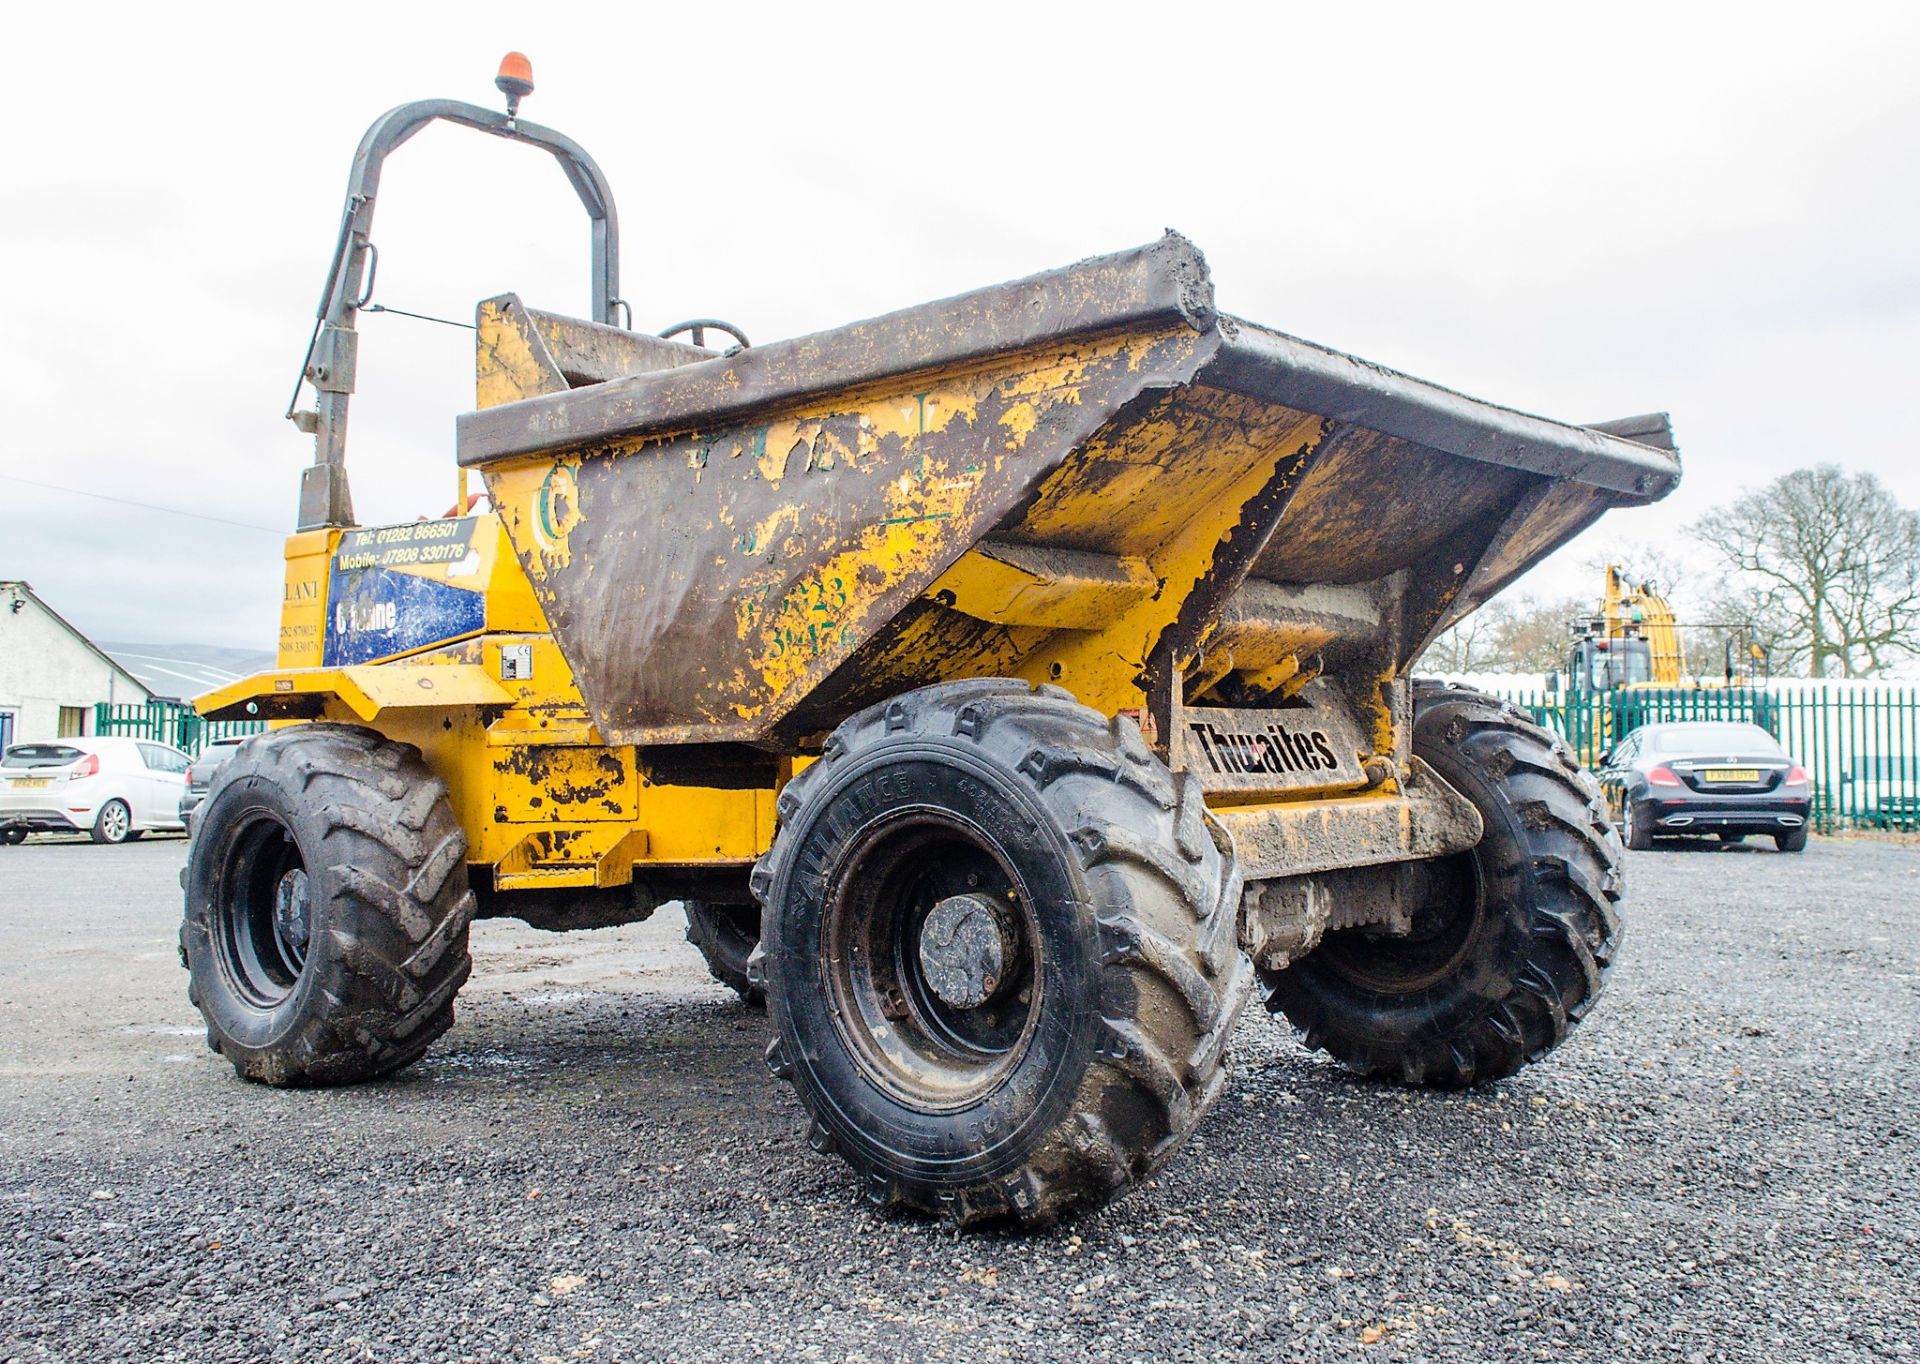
[454,233,1681,503]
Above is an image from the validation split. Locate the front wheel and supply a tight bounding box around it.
[180,725,476,1086]
[1,827,26,846]
[1262,682,1625,1088]
[1624,798,1654,851]
[91,799,133,845]
[757,681,1250,1226]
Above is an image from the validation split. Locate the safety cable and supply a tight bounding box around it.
[363,303,477,331]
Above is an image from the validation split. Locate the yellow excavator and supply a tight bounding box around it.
[1561,565,1771,764]
[1566,565,1685,692]
[1567,565,1769,695]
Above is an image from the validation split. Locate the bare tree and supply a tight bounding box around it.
[1692,581,1785,681]
[1490,594,1590,672]
[1421,594,1590,675]
[1584,542,1700,617]
[1695,465,1920,678]
[1423,600,1506,674]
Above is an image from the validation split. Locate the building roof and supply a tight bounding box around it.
[98,642,276,699]
[0,581,154,702]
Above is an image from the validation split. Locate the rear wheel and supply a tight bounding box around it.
[1774,825,1808,853]
[1262,682,1625,1088]
[1623,798,1654,851]
[91,799,133,845]
[684,901,764,1006]
[180,725,475,1086]
[1,827,26,846]
[757,680,1249,1226]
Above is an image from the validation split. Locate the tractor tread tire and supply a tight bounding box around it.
[758,680,1250,1227]
[181,724,475,1087]
[1263,680,1625,1089]
[684,901,765,1007]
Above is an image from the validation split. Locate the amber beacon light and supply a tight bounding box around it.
[495,52,535,117]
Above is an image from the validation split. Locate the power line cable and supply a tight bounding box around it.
[0,472,282,534]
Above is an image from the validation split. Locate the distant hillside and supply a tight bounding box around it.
[100,642,277,700]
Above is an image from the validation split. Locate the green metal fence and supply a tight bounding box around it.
[1493,685,1920,833]
[90,690,1920,832]
[93,702,264,758]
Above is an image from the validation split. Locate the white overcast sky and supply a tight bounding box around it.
[4,2,1918,650]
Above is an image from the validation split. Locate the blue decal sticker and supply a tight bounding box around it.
[323,518,486,666]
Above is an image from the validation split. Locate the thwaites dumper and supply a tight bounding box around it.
[186,60,1680,1226]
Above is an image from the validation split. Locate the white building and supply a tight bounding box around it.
[0,581,152,750]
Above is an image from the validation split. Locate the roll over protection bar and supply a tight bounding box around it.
[291,96,622,531]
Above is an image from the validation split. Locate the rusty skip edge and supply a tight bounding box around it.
[453,231,1680,502]
[1206,325,1680,499]
[455,231,1216,466]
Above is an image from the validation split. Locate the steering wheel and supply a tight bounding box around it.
[658,318,751,351]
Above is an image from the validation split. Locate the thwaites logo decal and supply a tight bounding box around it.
[1172,704,1368,796]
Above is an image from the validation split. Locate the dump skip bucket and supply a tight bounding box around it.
[458,234,1678,749]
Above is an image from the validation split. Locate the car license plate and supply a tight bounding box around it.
[9,777,50,790]
[1702,768,1761,783]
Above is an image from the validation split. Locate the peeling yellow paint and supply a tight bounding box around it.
[1001,392,1330,714]
[612,329,1192,716]
[474,299,569,410]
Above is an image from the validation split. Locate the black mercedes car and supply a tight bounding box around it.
[1597,720,1811,852]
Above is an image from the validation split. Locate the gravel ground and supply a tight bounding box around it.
[1,833,1916,1363]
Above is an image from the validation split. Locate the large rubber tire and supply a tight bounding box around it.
[1,827,26,846]
[1774,825,1808,853]
[684,901,765,1007]
[90,799,133,845]
[755,680,1250,1227]
[1262,681,1625,1088]
[180,725,476,1086]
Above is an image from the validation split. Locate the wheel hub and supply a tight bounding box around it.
[273,868,312,954]
[917,892,1016,1009]
[822,815,1039,1108]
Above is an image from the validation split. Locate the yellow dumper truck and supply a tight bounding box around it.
[184,59,1680,1226]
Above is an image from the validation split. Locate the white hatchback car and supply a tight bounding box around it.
[0,737,191,844]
